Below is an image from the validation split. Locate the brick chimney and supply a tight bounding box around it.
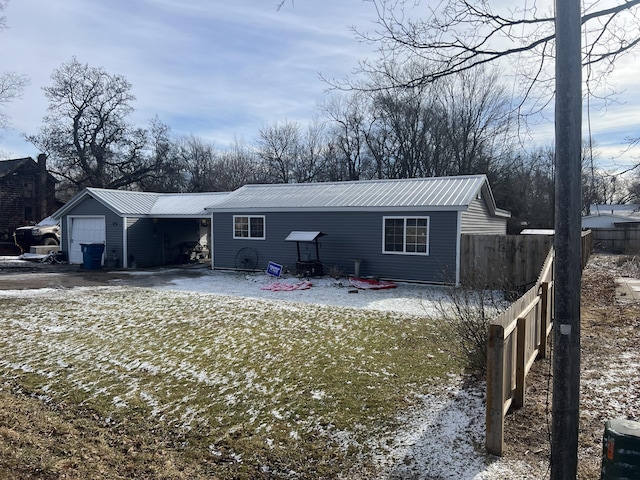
[37,153,48,219]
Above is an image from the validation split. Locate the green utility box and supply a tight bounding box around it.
[601,418,640,479]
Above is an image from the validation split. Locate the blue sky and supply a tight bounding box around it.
[0,0,638,171]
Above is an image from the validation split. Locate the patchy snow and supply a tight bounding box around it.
[0,261,544,478]
[370,380,545,479]
[151,269,449,317]
[116,270,544,477]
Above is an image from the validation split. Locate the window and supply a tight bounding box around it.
[383,217,429,255]
[24,206,33,222]
[23,181,34,198]
[233,215,265,239]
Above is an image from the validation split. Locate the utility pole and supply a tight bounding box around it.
[552,0,582,474]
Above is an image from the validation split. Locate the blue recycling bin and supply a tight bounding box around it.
[80,243,105,270]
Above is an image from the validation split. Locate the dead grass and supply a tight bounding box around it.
[0,288,455,479]
[0,385,203,479]
[502,253,640,479]
[2,254,637,478]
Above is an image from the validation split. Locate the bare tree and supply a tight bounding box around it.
[369,88,432,178]
[490,145,556,232]
[176,135,217,192]
[0,0,5,31]
[27,58,153,194]
[0,72,28,131]
[136,117,187,193]
[323,92,376,181]
[324,66,513,180]
[255,120,301,183]
[211,138,264,191]
[431,67,512,175]
[291,119,331,183]
[349,0,640,96]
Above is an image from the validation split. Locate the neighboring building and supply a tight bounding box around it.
[51,188,230,268]
[208,175,510,284]
[0,155,58,253]
[582,204,640,253]
[520,229,555,235]
[582,205,640,229]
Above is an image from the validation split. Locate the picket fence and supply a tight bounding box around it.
[485,230,592,456]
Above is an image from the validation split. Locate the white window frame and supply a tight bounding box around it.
[233,215,266,240]
[382,216,430,255]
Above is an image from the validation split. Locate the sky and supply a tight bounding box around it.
[0,0,638,171]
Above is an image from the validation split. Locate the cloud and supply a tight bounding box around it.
[1,0,638,172]
[0,0,376,155]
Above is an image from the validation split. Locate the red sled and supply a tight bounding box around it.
[349,277,397,290]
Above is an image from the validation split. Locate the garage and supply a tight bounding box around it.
[67,216,106,264]
[52,188,229,268]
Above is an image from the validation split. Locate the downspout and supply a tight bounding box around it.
[123,216,128,269]
[455,211,461,286]
[209,213,214,270]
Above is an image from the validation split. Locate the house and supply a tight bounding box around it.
[51,188,230,268]
[582,204,640,253]
[207,175,510,284]
[0,155,58,253]
[582,204,640,229]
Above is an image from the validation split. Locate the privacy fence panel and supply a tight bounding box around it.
[460,235,553,291]
[591,227,640,253]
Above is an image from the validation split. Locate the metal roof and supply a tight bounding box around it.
[53,188,230,218]
[87,189,160,215]
[209,175,496,212]
[285,231,326,242]
[150,192,229,216]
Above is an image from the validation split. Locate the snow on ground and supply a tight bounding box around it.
[152,269,450,317]
[0,258,543,478]
[118,269,542,477]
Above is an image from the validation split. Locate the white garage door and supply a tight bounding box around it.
[68,216,106,264]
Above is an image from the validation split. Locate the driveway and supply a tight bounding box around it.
[0,256,210,290]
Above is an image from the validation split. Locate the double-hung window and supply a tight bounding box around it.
[234,215,265,239]
[383,216,429,254]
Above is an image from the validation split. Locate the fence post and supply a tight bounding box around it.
[486,324,506,456]
[514,316,527,409]
[538,282,550,359]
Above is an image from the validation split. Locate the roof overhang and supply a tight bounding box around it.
[285,231,326,242]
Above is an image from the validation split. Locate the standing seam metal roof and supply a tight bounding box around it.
[54,188,230,218]
[209,175,489,211]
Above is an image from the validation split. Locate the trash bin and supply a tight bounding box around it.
[601,418,640,479]
[80,243,105,270]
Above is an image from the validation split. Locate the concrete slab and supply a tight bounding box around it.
[615,277,640,303]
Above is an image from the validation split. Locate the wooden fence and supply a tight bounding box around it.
[590,226,640,253]
[485,230,592,456]
[460,234,554,292]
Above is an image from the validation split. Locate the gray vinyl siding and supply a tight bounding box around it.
[126,217,160,267]
[460,197,507,235]
[60,197,123,263]
[212,210,458,283]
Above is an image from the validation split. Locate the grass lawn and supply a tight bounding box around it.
[0,286,456,479]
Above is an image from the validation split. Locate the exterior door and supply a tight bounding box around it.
[68,216,106,264]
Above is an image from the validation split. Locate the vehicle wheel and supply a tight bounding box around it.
[42,237,59,246]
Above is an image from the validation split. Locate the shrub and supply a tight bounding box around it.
[426,285,510,379]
